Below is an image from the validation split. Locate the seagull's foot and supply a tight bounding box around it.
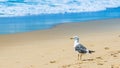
[77,60,83,64]
[79,62,83,64]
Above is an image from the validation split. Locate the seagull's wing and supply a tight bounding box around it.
[75,44,87,53]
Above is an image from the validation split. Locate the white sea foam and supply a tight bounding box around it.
[0,0,120,17]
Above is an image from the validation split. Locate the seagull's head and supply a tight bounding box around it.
[70,36,79,40]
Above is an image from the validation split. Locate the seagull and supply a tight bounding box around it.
[70,36,95,60]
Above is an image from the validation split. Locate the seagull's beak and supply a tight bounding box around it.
[70,38,74,39]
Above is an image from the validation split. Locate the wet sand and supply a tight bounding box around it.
[0,18,120,68]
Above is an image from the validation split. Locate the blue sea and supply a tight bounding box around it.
[0,0,120,34]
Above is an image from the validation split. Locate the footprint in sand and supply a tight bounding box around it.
[111,54,117,57]
[104,47,110,50]
[110,51,119,57]
[113,55,117,57]
[82,59,94,61]
[61,63,81,68]
[62,49,65,52]
[96,57,103,60]
[26,65,35,68]
[41,56,44,58]
[117,50,120,53]
[97,63,104,65]
[61,64,71,68]
[95,57,104,65]
[30,65,34,67]
[111,64,120,68]
[49,60,56,63]
[16,61,20,63]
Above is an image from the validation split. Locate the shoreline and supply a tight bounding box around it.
[1,18,120,36]
[0,18,120,68]
[0,10,120,34]
[0,17,120,35]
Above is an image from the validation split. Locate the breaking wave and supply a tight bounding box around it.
[0,0,120,17]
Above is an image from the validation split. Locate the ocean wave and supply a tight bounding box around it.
[0,0,120,17]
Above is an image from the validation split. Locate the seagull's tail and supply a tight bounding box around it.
[89,50,95,54]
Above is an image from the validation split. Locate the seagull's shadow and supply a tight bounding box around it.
[82,59,94,61]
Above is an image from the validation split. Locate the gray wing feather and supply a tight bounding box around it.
[75,44,87,53]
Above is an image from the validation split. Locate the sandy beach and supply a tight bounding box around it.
[0,18,120,68]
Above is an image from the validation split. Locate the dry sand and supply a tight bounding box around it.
[0,18,120,68]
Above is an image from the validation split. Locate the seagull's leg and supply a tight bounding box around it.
[78,54,79,60]
[80,54,82,60]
